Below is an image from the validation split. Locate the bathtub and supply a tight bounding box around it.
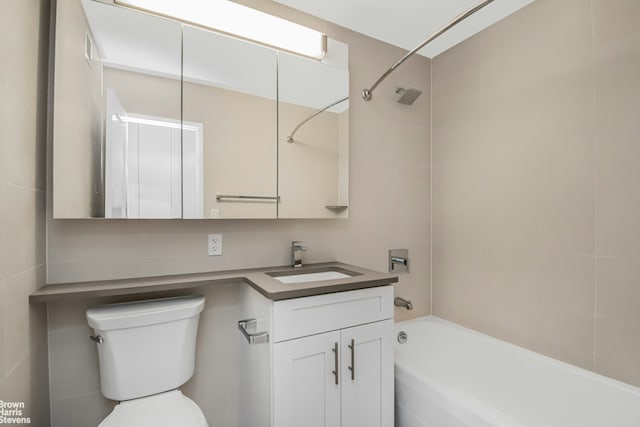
[395,316,640,427]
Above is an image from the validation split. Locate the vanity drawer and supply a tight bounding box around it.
[271,285,393,342]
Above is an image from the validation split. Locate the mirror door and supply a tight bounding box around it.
[53,0,184,218]
[277,44,350,218]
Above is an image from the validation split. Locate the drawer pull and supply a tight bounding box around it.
[348,338,355,381]
[332,342,339,385]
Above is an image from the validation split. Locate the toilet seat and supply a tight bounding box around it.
[99,390,208,427]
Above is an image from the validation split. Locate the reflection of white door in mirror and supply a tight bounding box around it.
[105,90,203,219]
[181,124,205,219]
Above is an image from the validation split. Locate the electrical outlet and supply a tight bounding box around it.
[208,234,222,256]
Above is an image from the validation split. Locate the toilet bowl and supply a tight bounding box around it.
[87,295,208,427]
[99,390,207,427]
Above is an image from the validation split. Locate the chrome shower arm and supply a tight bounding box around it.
[361,0,494,101]
[287,96,350,143]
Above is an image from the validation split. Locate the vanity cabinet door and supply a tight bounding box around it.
[273,330,341,427]
[341,320,394,427]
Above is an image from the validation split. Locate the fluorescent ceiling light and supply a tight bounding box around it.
[114,0,327,59]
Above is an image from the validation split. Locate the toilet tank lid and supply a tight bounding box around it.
[87,295,205,331]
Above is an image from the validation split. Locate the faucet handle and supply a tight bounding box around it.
[291,241,306,268]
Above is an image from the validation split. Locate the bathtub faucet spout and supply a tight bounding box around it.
[394,297,413,310]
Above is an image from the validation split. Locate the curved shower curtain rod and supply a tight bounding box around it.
[362,0,494,101]
[286,0,493,142]
[287,95,349,143]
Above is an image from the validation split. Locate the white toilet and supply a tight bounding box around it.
[87,294,208,427]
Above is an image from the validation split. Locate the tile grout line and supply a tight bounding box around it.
[0,181,47,193]
[1,262,47,379]
[1,340,49,390]
[46,296,54,425]
[0,277,6,385]
[3,263,46,283]
[429,57,433,315]
[589,0,599,371]
[49,389,105,404]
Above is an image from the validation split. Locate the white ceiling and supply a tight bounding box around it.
[272,0,536,58]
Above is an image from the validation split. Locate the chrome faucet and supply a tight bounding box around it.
[291,241,306,268]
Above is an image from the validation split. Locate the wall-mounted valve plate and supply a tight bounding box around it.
[389,249,409,273]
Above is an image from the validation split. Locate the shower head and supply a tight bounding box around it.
[362,1,494,102]
[395,87,422,105]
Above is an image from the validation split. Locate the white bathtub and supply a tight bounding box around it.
[395,316,640,427]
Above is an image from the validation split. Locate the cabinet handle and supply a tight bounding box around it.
[331,342,339,385]
[348,338,355,381]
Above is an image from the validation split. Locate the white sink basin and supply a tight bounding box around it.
[272,271,351,284]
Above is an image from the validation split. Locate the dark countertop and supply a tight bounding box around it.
[30,262,398,303]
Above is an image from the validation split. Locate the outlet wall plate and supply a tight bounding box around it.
[208,234,222,256]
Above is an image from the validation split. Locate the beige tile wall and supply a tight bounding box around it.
[0,0,51,425]
[46,0,431,425]
[592,0,640,387]
[432,0,640,386]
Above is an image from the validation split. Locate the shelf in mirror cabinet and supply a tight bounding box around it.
[325,205,348,211]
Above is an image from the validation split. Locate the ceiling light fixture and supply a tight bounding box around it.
[114,0,327,60]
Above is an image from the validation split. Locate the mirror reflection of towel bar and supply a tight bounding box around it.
[216,194,280,202]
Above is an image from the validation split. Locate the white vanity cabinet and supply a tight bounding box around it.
[238,284,394,427]
[273,320,394,427]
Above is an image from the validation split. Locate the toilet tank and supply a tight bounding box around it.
[87,295,206,401]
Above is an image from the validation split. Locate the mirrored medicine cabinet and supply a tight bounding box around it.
[51,0,349,219]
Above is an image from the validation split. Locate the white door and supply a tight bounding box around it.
[105,89,203,218]
[273,331,341,427]
[134,123,182,218]
[181,124,204,219]
[105,89,128,218]
[341,320,394,427]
